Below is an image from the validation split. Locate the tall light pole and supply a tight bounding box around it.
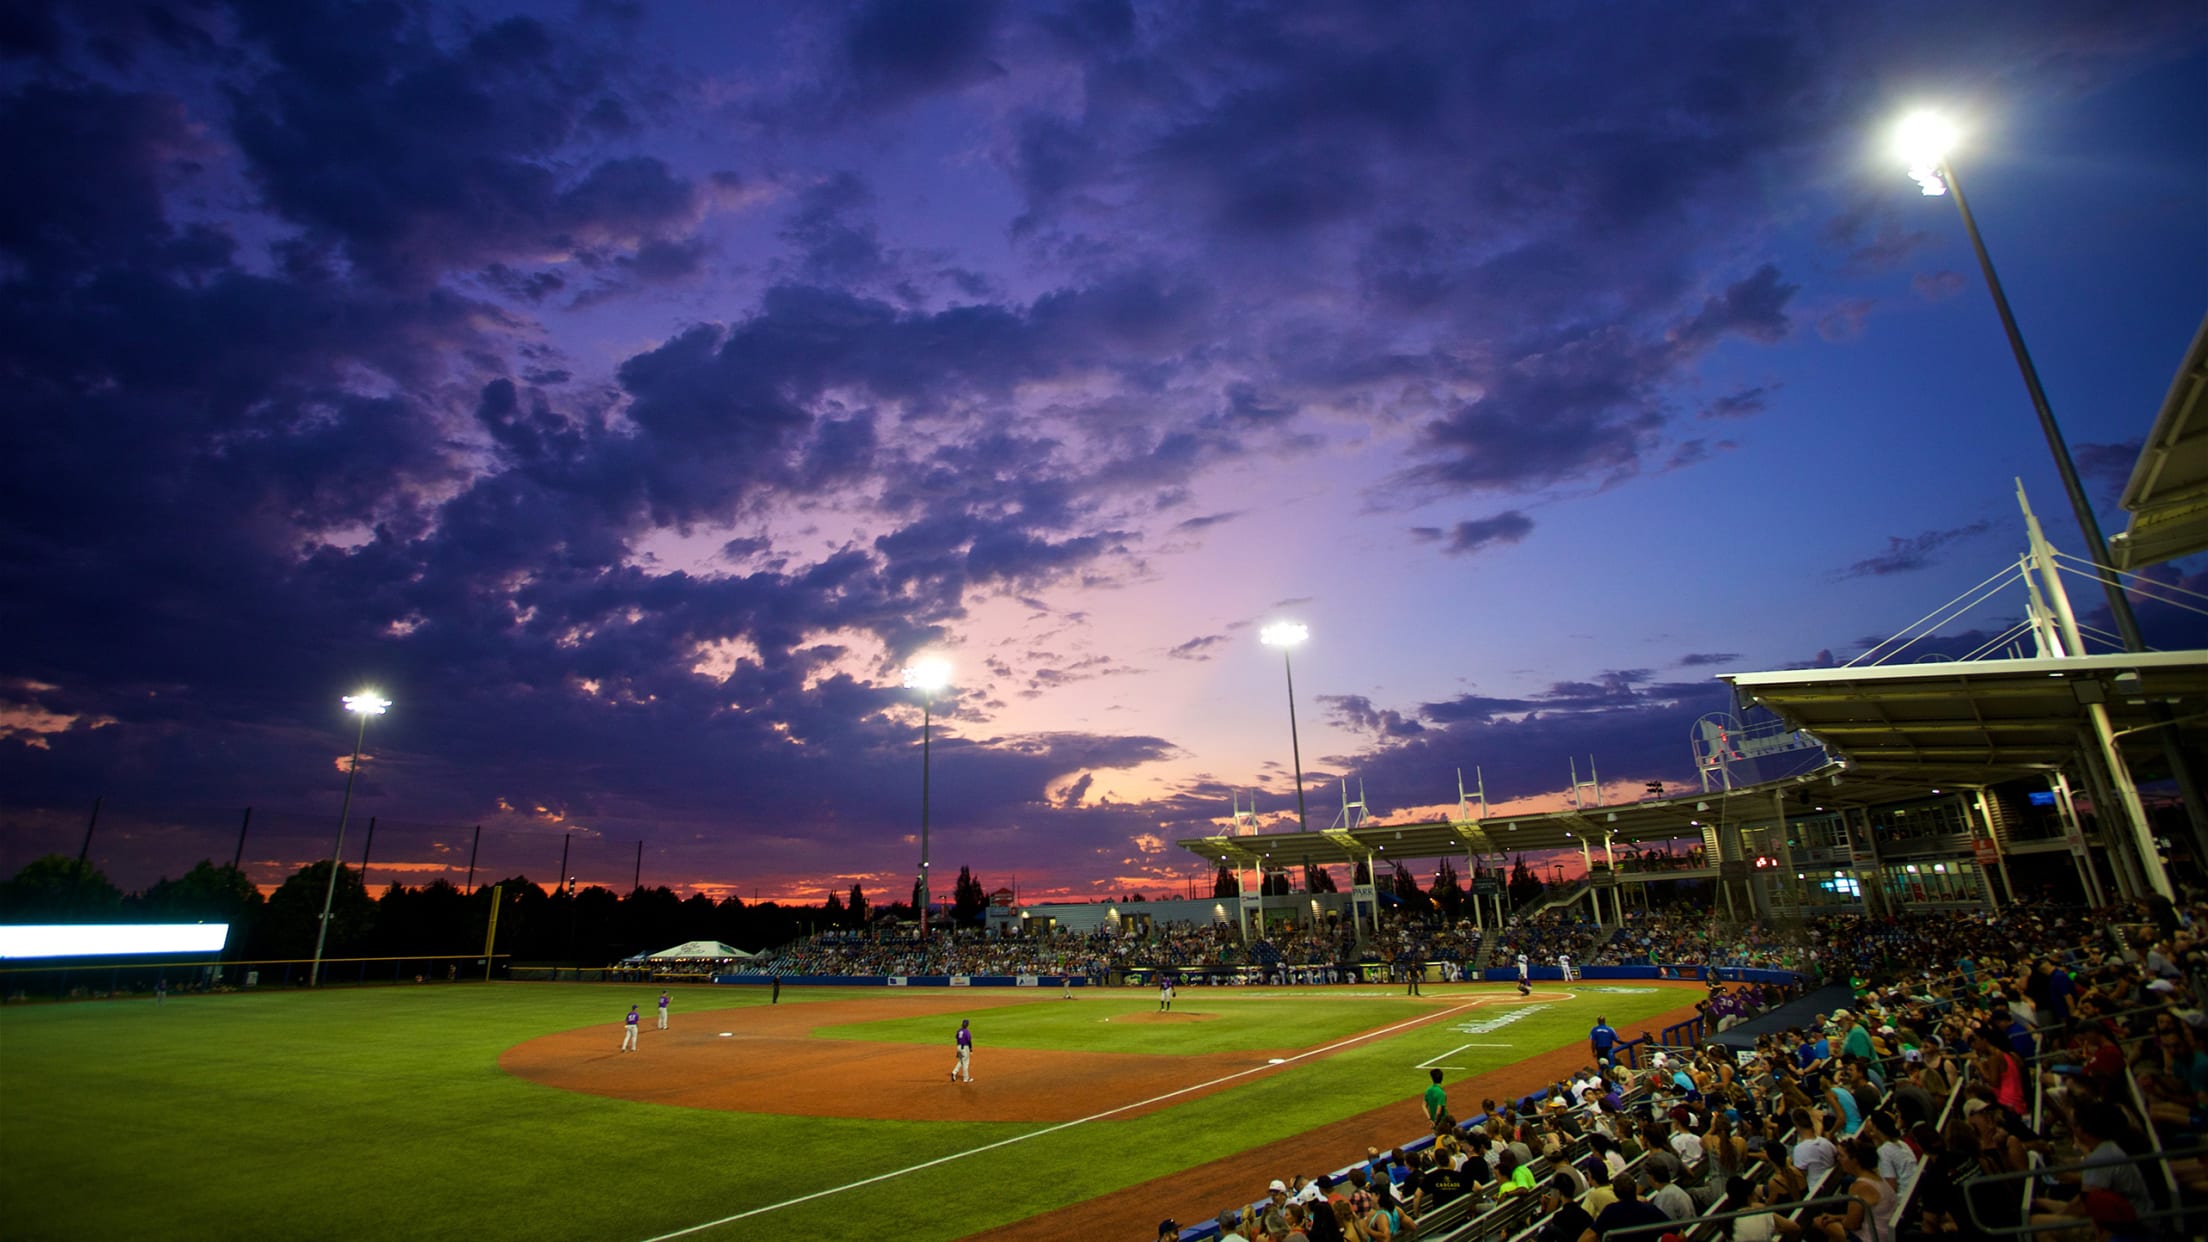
[1259,621,1310,832]
[902,657,951,939]
[1895,110,2207,889]
[312,691,389,986]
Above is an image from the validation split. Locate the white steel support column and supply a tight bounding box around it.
[2022,485,2172,897]
[2073,732,2142,901]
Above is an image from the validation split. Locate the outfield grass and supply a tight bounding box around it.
[0,981,1692,1241]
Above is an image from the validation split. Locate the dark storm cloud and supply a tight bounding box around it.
[1834,521,1992,579]
[1321,695,1426,739]
[1411,510,1535,557]
[1678,652,1742,668]
[0,83,205,275]
[1673,265,1799,353]
[782,172,892,287]
[840,0,1005,112]
[224,2,702,286]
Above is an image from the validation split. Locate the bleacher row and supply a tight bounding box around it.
[1159,898,2208,1242]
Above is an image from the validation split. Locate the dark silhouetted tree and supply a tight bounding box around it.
[1391,862,1427,908]
[0,854,124,921]
[1508,855,1545,910]
[951,866,986,928]
[1212,864,1239,898]
[139,859,262,931]
[1304,864,1338,893]
[1429,857,1463,917]
[260,860,374,959]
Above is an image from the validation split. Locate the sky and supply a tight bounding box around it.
[2,0,2205,906]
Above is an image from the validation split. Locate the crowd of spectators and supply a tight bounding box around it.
[759,926,1123,980]
[1179,891,2206,1242]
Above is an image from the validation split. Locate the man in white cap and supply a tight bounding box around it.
[1257,1180,1291,1240]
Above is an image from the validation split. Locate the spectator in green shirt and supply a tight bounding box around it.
[1424,1068,1448,1126]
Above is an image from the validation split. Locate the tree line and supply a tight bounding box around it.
[0,855,1012,965]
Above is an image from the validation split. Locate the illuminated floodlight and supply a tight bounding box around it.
[1894,110,1957,196]
[901,657,952,694]
[1259,621,1309,649]
[343,691,392,715]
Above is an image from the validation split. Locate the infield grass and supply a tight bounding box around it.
[0,980,1694,1241]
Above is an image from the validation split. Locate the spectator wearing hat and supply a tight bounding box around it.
[1156,1218,1180,1241]
[1217,1208,1251,1242]
[1258,1180,1292,1240]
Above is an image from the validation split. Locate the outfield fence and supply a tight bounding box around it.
[0,952,506,999]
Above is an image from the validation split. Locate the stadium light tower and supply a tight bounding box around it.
[1259,622,1310,832]
[1894,109,2205,890]
[903,657,951,938]
[312,691,389,986]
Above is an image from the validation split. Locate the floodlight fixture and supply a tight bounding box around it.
[902,657,952,694]
[1894,110,1958,196]
[343,691,391,716]
[1259,621,1309,650]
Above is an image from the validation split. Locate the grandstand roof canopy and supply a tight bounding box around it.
[1178,650,2208,873]
[2112,313,2208,570]
[1174,780,1813,873]
[1722,650,2208,789]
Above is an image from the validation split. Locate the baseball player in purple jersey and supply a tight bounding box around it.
[952,1019,973,1082]
[657,991,670,1029]
[621,1004,640,1051]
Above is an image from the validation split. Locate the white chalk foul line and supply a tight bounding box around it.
[637,999,1486,1242]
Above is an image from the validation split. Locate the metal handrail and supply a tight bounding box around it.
[1954,1144,2205,1236]
[1604,1191,1889,1242]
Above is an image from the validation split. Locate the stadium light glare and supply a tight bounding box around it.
[1893,109,1958,195]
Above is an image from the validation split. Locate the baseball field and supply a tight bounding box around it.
[0,978,1705,1240]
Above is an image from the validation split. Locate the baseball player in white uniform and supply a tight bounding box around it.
[1516,953,1531,996]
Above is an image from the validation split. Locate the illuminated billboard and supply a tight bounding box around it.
[0,924,231,959]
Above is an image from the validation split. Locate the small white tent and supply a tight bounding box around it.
[644,940,751,960]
